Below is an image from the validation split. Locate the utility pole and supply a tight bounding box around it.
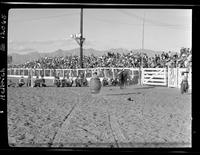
[142,12,145,51]
[70,8,85,68]
[80,8,83,68]
[141,11,145,68]
[140,11,145,86]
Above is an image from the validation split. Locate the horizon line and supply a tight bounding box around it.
[8,47,183,56]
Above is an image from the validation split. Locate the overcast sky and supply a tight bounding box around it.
[8,8,192,54]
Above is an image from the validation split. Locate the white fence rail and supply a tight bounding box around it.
[7,67,191,89]
[7,68,140,83]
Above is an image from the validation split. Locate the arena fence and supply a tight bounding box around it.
[141,68,167,86]
[7,67,140,84]
[7,67,191,89]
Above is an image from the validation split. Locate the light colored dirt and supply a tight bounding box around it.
[7,84,191,148]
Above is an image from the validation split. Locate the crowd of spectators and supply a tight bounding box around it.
[8,47,192,69]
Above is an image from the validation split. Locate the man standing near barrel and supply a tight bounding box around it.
[118,69,128,89]
[123,69,129,88]
[118,69,125,89]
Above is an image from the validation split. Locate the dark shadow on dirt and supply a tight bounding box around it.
[106,92,141,96]
[182,92,192,96]
[135,86,155,89]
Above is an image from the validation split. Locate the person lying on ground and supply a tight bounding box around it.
[18,76,25,87]
[7,79,17,87]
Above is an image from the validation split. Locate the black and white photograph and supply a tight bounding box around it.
[6,6,192,148]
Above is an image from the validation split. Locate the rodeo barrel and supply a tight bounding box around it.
[89,72,101,94]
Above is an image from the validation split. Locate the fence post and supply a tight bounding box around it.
[22,68,24,76]
[189,69,192,91]
[164,68,168,87]
[44,69,46,78]
[177,67,179,88]
[140,68,143,86]
[166,68,168,87]
[104,69,106,78]
[31,69,34,87]
[176,68,178,88]
[112,68,114,79]
[167,66,169,87]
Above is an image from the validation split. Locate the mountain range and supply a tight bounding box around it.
[8,48,169,64]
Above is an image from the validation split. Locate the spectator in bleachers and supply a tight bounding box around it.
[75,75,82,87]
[8,47,191,69]
[82,76,88,87]
[69,76,74,87]
[34,75,41,87]
[111,77,118,86]
[65,75,73,87]
[61,75,67,87]
[102,77,109,86]
[54,75,61,87]
[40,75,46,87]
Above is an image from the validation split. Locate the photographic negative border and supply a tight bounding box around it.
[0,0,199,153]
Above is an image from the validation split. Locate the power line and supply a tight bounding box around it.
[117,10,191,30]
[86,17,141,26]
[10,13,79,23]
[84,10,190,31]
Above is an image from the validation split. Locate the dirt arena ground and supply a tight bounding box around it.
[7,81,191,148]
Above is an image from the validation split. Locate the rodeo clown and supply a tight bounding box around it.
[180,69,189,94]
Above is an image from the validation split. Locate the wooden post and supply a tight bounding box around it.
[31,69,34,87]
[44,69,46,78]
[23,69,24,76]
[167,66,169,87]
[80,8,83,68]
[141,68,143,85]
[112,68,114,79]
[104,69,106,78]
